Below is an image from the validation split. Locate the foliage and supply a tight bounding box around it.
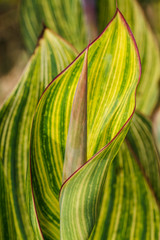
[0,0,160,239]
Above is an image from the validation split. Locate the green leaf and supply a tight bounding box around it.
[0,29,77,239]
[60,124,130,240]
[31,9,141,240]
[0,161,20,240]
[126,111,160,203]
[97,0,160,115]
[20,0,87,53]
[87,112,160,239]
[89,141,160,240]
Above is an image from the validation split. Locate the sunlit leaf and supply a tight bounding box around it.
[0,29,77,239]
[0,161,21,239]
[97,0,160,115]
[87,112,160,239]
[31,9,141,239]
[60,124,130,240]
[89,141,160,240]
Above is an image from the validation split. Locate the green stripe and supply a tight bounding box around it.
[127,112,160,203]
[89,142,160,239]
[97,0,160,115]
[31,10,141,240]
[20,0,87,53]
[0,29,77,239]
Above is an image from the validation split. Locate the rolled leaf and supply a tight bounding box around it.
[31,9,141,240]
[0,29,77,239]
[63,47,88,182]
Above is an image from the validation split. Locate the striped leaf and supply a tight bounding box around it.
[87,112,160,239]
[31,9,141,240]
[126,111,160,204]
[97,0,160,115]
[0,29,77,239]
[60,123,131,240]
[0,161,20,240]
[20,0,87,53]
[89,141,160,240]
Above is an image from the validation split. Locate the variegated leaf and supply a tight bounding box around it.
[97,0,160,115]
[89,141,160,239]
[31,9,141,239]
[127,111,160,203]
[20,0,87,53]
[0,29,77,239]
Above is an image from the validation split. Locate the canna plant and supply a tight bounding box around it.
[0,0,160,240]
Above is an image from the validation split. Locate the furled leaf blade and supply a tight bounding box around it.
[63,47,88,182]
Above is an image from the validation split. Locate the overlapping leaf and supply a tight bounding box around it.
[127,112,160,203]
[86,112,160,239]
[62,48,88,182]
[97,0,160,115]
[1,0,159,240]
[0,161,20,240]
[20,0,87,53]
[60,124,130,240]
[20,0,160,115]
[0,29,77,239]
[89,141,160,240]
[31,9,141,240]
